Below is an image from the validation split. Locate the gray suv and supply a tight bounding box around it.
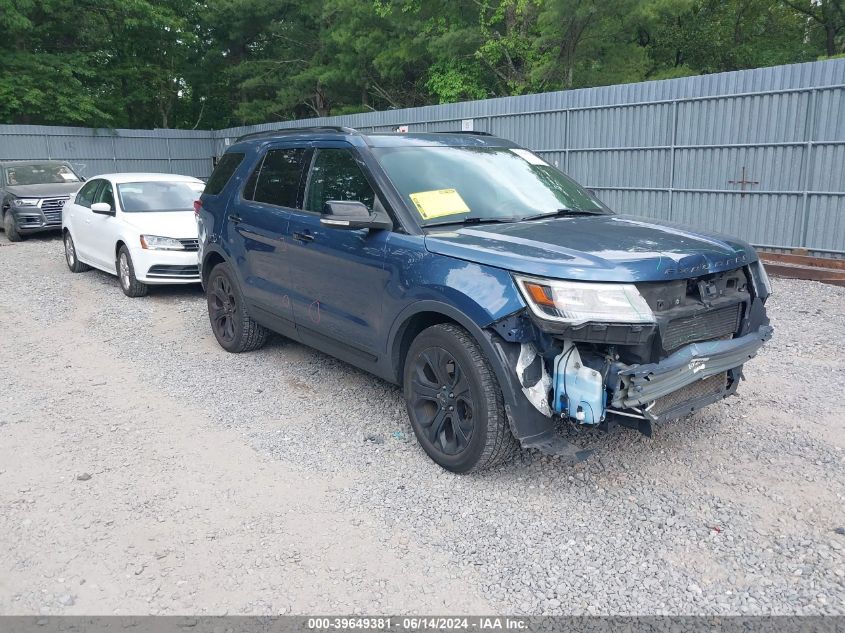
[1,160,84,241]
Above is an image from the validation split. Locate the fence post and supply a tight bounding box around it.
[45,133,52,160]
[564,109,570,173]
[798,88,817,248]
[111,135,118,170]
[667,100,678,222]
[165,136,174,173]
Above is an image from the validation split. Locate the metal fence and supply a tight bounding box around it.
[0,126,215,181]
[2,58,844,255]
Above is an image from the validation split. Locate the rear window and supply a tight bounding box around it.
[245,148,308,208]
[204,152,244,196]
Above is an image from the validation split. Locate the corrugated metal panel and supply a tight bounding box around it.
[590,189,671,220]
[0,134,50,159]
[671,192,802,246]
[569,103,672,148]
[0,126,216,177]
[814,89,845,142]
[569,149,671,188]
[808,143,845,191]
[805,195,845,251]
[674,145,805,191]
[70,160,119,178]
[677,91,809,144]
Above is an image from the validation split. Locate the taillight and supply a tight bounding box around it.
[193,200,202,217]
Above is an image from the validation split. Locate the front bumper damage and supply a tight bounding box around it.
[611,325,773,414]
[483,264,772,460]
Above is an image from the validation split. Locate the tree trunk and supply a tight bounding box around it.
[826,24,836,56]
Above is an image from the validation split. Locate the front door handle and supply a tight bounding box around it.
[228,214,242,223]
[292,231,315,243]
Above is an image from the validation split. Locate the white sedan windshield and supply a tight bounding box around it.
[117,181,203,213]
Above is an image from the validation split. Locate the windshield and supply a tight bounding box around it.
[5,164,80,186]
[117,181,204,213]
[372,146,608,226]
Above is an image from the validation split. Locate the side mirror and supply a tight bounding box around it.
[320,200,392,231]
[91,202,114,215]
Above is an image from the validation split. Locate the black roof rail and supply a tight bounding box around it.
[235,126,358,142]
[437,130,495,136]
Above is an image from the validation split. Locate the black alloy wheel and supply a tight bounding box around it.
[404,323,518,473]
[408,346,475,456]
[206,263,268,353]
[209,271,238,344]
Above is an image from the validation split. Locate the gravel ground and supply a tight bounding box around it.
[1,233,844,616]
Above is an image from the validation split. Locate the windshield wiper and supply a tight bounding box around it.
[425,216,519,228]
[519,208,605,222]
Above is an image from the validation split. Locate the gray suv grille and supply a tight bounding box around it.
[41,197,69,226]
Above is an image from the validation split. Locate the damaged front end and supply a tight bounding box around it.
[485,261,773,456]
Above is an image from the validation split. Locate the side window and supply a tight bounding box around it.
[76,180,101,208]
[205,152,245,196]
[93,181,115,209]
[252,148,308,207]
[305,149,375,213]
[243,155,264,201]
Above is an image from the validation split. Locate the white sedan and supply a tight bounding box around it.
[62,173,205,297]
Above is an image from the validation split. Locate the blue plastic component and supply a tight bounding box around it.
[553,346,607,425]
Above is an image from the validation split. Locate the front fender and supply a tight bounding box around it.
[384,236,525,327]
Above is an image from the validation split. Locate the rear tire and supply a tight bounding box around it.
[64,232,91,273]
[403,323,518,473]
[206,262,268,353]
[3,211,22,242]
[117,246,148,297]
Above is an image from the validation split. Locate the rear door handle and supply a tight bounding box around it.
[292,231,314,243]
[228,214,242,223]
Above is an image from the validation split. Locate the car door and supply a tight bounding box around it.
[67,179,103,261]
[228,144,310,332]
[87,180,121,271]
[287,145,391,362]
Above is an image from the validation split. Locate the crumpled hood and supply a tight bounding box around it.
[120,211,198,239]
[424,214,757,282]
[5,182,83,198]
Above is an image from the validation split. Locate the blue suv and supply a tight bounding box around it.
[196,127,772,472]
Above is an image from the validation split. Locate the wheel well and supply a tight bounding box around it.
[392,311,461,383]
[115,240,126,261]
[202,251,226,286]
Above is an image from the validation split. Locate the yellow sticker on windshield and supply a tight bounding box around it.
[409,189,470,220]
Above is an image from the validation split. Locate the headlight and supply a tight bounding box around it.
[13,198,39,207]
[514,275,655,325]
[140,235,184,251]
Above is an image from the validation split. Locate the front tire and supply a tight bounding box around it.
[64,232,91,273]
[403,323,518,473]
[117,246,148,297]
[206,263,268,353]
[3,211,22,242]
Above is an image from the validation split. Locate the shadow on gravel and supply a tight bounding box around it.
[0,232,62,245]
[148,284,205,299]
[77,266,205,300]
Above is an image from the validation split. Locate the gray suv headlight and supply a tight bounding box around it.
[514,275,655,326]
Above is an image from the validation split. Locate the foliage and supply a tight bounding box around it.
[0,0,841,128]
